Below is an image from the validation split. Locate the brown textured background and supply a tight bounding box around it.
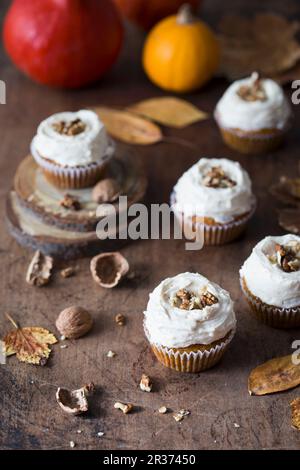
[1,0,300,450]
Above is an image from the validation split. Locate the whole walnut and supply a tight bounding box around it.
[92,178,121,203]
[56,306,93,339]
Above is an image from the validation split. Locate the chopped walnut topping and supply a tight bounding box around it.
[172,288,218,310]
[139,374,152,392]
[60,194,81,211]
[115,314,125,326]
[173,409,190,422]
[114,402,133,414]
[202,166,236,188]
[52,118,86,136]
[270,241,300,272]
[237,72,267,102]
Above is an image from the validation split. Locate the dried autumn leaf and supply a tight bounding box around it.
[270,177,300,207]
[94,107,162,145]
[248,354,300,396]
[290,397,300,430]
[3,316,57,365]
[218,13,300,80]
[127,97,209,129]
[279,208,300,234]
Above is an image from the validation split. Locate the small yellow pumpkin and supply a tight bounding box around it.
[143,4,219,93]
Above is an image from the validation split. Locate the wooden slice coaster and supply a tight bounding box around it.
[14,155,147,232]
[6,191,129,259]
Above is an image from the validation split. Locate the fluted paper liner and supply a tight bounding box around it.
[144,322,235,373]
[31,141,115,189]
[241,277,300,329]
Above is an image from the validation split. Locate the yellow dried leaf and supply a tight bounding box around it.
[290,397,300,430]
[4,325,57,365]
[94,107,162,145]
[127,97,209,128]
[218,13,300,81]
[248,354,300,396]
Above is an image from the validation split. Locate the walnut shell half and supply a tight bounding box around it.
[90,252,129,288]
[55,306,93,339]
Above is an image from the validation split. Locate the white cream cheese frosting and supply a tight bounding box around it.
[173,158,255,223]
[32,110,113,167]
[215,74,291,132]
[144,272,236,348]
[240,234,300,308]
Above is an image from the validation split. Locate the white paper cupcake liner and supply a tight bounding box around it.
[30,140,115,189]
[170,192,256,246]
[144,321,235,373]
[240,277,300,329]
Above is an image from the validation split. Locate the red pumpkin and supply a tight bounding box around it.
[3,0,124,88]
[113,0,199,30]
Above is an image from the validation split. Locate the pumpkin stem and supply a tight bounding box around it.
[177,4,196,25]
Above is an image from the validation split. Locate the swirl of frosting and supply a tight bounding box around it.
[240,234,300,308]
[32,110,113,167]
[173,158,255,223]
[215,75,291,132]
[144,272,236,348]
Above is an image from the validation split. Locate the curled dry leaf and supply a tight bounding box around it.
[26,250,53,287]
[278,208,300,235]
[90,252,129,288]
[92,178,121,204]
[56,383,94,416]
[55,306,93,339]
[127,97,209,129]
[270,177,300,207]
[3,316,57,365]
[94,107,162,145]
[218,13,300,81]
[290,397,300,430]
[248,354,300,396]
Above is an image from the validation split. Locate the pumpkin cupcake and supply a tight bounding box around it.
[240,234,300,328]
[31,110,114,189]
[214,72,292,154]
[171,157,256,245]
[143,272,236,373]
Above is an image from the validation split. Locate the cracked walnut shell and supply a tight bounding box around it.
[90,252,129,288]
[55,306,93,339]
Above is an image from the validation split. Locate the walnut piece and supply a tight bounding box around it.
[115,314,125,326]
[26,250,53,287]
[90,252,129,288]
[202,166,236,188]
[236,72,267,102]
[107,350,116,358]
[172,288,218,310]
[139,374,152,392]
[173,409,190,422]
[158,406,168,414]
[55,306,93,339]
[60,194,81,211]
[56,382,94,416]
[52,118,86,136]
[92,178,121,204]
[60,267,76,278]
[114,402,133,414]
[271,241,300,272]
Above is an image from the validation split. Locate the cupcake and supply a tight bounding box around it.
[31,110,114,189]
[143,272,236,373]
[240,234,300,328]
[171,158,256,246]
[214,72,292,154]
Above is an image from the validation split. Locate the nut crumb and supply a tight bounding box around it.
[97,432,105,437]
[173,409,190,422]
[60,335,66,341]
[158,406,168,414]
[114,402,133,414]
[61,267,76,278]
[76,430,82,434]
[107,350,116,358]
[60,194,81,211]
[69,441,76,448]
[60,344,68,349]
[115,314,125,326]
[233,423,240,428]
[140,374,152,392]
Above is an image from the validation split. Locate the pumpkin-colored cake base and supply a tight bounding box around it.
[220,127,285,155]
[241,277,300,329]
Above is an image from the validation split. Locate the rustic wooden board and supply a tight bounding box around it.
[1,0,300,451]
